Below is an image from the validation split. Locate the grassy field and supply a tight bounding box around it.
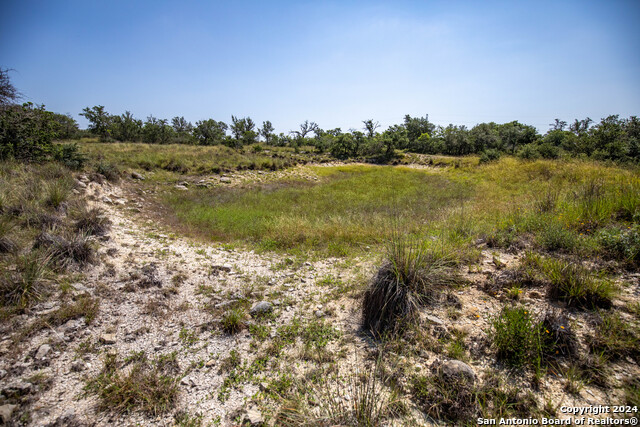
[158,157,640,263]
[164,165,472,255]
[74,140,330,179]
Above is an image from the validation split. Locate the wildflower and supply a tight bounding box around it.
[545,329,550,333]
[560,326,565,329]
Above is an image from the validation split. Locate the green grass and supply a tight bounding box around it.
[165,165,472,254]
[77,140,328,177]
[84,351,180,416]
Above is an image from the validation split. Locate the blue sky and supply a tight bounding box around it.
[1,0,639,133]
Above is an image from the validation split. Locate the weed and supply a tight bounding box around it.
[220,307,246,334]
[74,206,111,236]
[489,305,544,369]
[586,312,639,363]
[179,327,198,346]
[84,351,179,415]
[544,258,614,309]
[1,251,51,307]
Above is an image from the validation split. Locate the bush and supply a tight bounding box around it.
[53,143,87,170]
[517,144,541,160]
[0,103,58,162]
[490,305,544,368]
[362,234,460,337]
[96,161,120,182]
[597,225,640,265]
[479,149,501,163]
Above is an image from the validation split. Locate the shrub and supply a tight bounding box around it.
[53,143,87,170]
[362,234,460,337]
[517,144,541,160]
[96,161,120,182]
[539,309,578,360]
[479,149,501,163]
[597,225,640,266]
[490,305,544,368]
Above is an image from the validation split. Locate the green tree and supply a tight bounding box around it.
[80,106,112,140]
[194,119,227,145]
[0,68,20,106]
[110,111,142,142]
[260,120,275,144]
[51,113,80,140]
[404,114,435,144]
[1,102,58,161]
[230,116,257,147]
[362,119,380,138]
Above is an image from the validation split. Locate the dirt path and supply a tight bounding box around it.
[2,178,365,426]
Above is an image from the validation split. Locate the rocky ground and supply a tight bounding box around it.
[0,170,638,426]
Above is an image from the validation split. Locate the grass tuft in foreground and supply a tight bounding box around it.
[85,351,179,416]
[362,233,461,337]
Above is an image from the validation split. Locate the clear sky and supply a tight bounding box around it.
[1,0,639,133]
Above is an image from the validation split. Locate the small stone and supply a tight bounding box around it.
[178,181,189,187]
[249,301,273,317]
[211,264,231,273]
[100,334,116,345]
[439,360,476,383]
[0,369,6,379]
[36,344,52,359]
[71,360,86,372]
[0,404,17,424]
[102,196,114,204]
[314,310,325,318]
[244,407,264,426]
[205,359,216,368]
[174,184,188,191]
[75,180,87,188]
[77,174,89,182]
[425,314,445,326]
[131,171,144,180]
[219,177,232,183]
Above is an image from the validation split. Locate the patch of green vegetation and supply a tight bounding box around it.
[164,165,471,254]
[84,351,179,416]
[586,312,640,363]
[79,141,327,176]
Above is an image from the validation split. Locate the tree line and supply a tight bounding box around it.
[1,68,639,163]
[76,106,640,163]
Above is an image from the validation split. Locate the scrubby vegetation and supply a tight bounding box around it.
[1,69,639,426]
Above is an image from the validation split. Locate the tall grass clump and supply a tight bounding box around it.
[362,232,460,337]
[0,251,51,308]
[85,351,179,416]
[543,258,614,309]
[276,358,399,427]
